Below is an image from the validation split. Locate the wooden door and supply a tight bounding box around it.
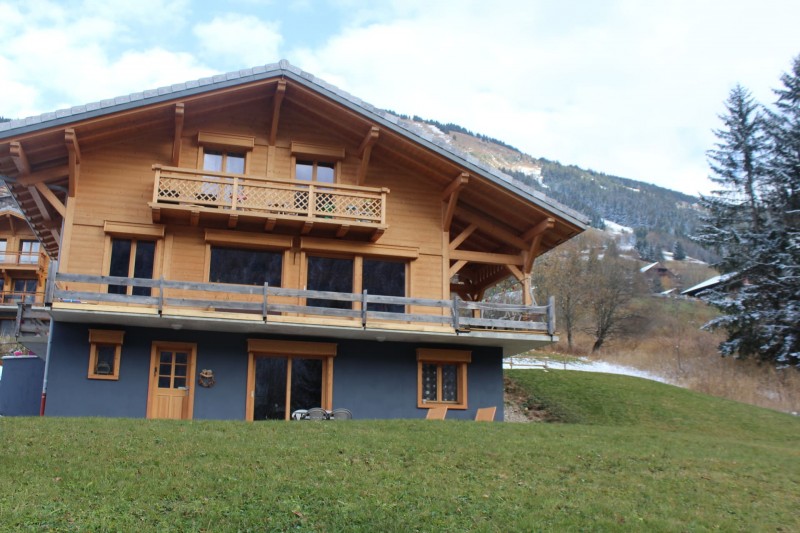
[147,343,196,420]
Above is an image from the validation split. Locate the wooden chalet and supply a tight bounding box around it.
[0,61,587,420]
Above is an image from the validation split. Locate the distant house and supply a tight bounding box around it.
[639,261,680,292]
[681,272,739,298]
[0,61,587,421]
[0,196,49,346]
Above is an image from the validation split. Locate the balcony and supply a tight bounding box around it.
[46,272,557,351]
[0,251,43,270]
[150,165,389,241]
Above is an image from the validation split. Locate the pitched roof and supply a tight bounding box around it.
[0,60,588,229]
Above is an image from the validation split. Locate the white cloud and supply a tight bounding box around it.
[193,14,283,69]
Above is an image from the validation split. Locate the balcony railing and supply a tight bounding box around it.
[49,273,556,336]
[0,251,41,267]
[0,291,43,305]
[151,165,389,240]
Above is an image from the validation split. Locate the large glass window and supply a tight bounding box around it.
[108,238,155,296]
[19,240,39,264]
[363,259,406,313]
[12,279,37,302]
[253,357,324,421]
[0,239,6,262]
[306,256,353,309]
[209,247,282,286]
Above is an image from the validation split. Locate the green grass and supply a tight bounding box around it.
[1,371,798,531]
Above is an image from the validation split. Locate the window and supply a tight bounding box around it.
[209,247,282,286]
[88,329,124,380]
[363,259,406,313]
[203,150,246,175]
[11,279,37,302]
[0,239,6,262]
[108,238,155,296]
[417,349,471,409]
[247,339,336,421]
[295,160,335,183]
[19,240,39,264]
[306,256,353,309]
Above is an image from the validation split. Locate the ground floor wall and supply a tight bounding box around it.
[0,355,45,416]
[44,322,505,421]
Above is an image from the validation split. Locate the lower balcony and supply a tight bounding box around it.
[47,272,557,353]
[149,165,389,241]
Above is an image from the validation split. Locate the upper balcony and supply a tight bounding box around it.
[0,251,44,271]
[149,165,389,241]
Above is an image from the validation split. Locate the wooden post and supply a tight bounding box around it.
[44,259,58,306]
[452,295,460,330]
[361,289,368,328]
[547,295,556,336]
[263,282,269,321]
[158,277,164,314]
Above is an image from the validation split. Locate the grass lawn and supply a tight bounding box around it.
[1,371,798,531]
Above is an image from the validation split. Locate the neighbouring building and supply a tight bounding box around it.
[0,61,587,421]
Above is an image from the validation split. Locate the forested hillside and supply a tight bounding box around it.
[400,115,714,262]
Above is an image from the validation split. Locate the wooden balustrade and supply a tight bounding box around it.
[151,165,388,240]
[0,251,41,266]
[49,273,555,335]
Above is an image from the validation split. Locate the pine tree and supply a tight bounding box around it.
[696,59,800,369]
[673,240,686,260]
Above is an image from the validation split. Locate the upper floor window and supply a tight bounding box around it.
[203,150,246,175]
[209,247,283,287]
[108,238,155,296]
[296,160,335,183]
[363,259,406,313]
[0,239,6,262]
[19,240,39,264]
[306,256,353,309]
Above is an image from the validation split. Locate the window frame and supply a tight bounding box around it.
[87,329,125,380]
[416,349,471,410]
[246,339,337,421]
[103,222,164,296]
[290,141,345,184]
[19,239,39,264]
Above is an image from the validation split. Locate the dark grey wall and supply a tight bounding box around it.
[0,355,45,416]
[45,322,504,421]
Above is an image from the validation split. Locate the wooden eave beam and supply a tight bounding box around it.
[33,182,66,217]
[18,165,69,186]
[442,173,469,232]
[522,217,555,241]
[9,142,31,175]
[449,259,468,278]
[65,129,81,197]
[172,103,185,166]
[356,126,380,186]
[269,80,287,146]
[455,207,528,251]
[449,249,523,266]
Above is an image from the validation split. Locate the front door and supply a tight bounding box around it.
[147,342,197,420]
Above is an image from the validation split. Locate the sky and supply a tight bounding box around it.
[1,0,799,197]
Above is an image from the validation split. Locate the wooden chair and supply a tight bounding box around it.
[475,407,496,422]
[425,406,448,420]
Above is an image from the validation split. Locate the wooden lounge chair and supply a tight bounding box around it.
[307,407,329,420]
[425,406,448,420]
[331,408,352,420]
[475,407,496,421]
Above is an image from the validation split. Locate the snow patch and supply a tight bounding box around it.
[504,357,671,383]
[603,219,633,234]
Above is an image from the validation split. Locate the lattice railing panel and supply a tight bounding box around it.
[154,167,386,225]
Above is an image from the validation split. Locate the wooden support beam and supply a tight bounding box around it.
[65,129,81,197]
[18,165,69,186]
[227,213,238,229]
[34,182,66,217]
[301,220,313,235]
[9,142,31,175]
[506,264,525,282]
[442,172,468,232]
[190,209,199,226]
[269,80,287,146]
[264,218,277,232]
[449,223,477,250]
[172,103,185,166]
[450,249,523,266]
[336,225,351,238]
[455,207,529,251]
[449,260,468,278]
[522,217,554,273]
[27,186,52,223]
[522,217,555,241]
[356,126,380,186]
[7,214,16,236]
[370,228,385,242]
